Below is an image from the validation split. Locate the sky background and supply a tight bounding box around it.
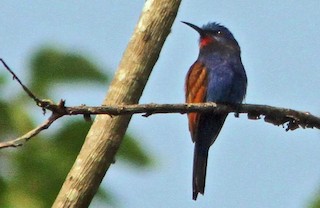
[1,1,320,207]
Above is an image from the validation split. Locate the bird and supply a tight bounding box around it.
[183,21,247,200]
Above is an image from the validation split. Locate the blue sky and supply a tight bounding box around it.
[1,1,320,207]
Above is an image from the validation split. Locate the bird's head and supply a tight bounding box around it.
[182,21,240,54]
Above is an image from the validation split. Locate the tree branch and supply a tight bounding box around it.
[67,103,320,131]
[0,101,319,149]
[0,113,61,149]
[0,58,41,104]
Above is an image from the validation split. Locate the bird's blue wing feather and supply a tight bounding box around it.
[206,62,246,103]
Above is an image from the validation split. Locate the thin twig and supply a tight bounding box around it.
[0,58,41,104]
[0,113,61,148]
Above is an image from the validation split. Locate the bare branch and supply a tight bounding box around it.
[0,101,319,150]
[0,58,41,104]
[65,103,319,130]
[0,113,61,149]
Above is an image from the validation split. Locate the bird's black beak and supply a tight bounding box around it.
[181,21,205,36]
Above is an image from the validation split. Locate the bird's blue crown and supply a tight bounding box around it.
[202,22,235,40]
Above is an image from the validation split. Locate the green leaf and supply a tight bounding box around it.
[0,101,14,137]
[29,47,108,96]
[53,119,153,168]
[12,139,68,207]
[118,133,154,168]
[0,73,8,88]
[309,192,320,208]
[0,176,8,207]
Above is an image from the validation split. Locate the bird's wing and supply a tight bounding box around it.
[185,61,208,142]
[206,65,235,102]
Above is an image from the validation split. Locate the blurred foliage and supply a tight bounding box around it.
[310,192,320,208]
[30,47,107,97]
[0,47,153,207]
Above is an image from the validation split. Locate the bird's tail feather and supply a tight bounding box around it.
[193,143,209,200]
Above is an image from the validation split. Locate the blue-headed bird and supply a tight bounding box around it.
[183,21,247,200]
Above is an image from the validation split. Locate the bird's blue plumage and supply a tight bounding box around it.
[206,60,247,103]
[201,22,236,41]
[183,21,247,200]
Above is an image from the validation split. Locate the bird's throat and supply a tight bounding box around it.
[199,36,214,48]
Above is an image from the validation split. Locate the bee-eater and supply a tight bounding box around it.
[183,21,247,200]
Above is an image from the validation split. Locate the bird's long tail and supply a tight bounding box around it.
[193,143,209,200]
